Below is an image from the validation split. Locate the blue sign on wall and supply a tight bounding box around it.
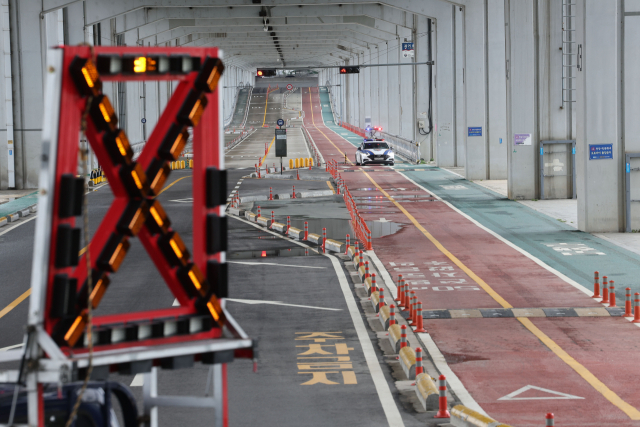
[402,43,414,51]
[468,127,482,137]
[589,144,613,160]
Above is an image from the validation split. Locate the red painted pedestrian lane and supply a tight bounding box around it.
[302,85,640,424]
[428,316,640,427]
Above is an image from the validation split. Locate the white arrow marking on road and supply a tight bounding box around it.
[498,385,584,401]
[226,298,341,311]
[227,261,326,269]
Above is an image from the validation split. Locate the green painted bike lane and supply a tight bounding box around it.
[317,86,630,297]
[396,165,640,297]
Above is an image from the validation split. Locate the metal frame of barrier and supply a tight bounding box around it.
[379,131,419,164]
[539,140,576,200]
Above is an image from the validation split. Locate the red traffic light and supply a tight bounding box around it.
[339,66,360,74]
[257,69,276,77]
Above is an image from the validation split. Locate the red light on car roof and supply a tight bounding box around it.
[261,251,267,257]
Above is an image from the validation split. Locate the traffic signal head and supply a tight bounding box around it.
[339,66,360,74]
[257,69,276,77]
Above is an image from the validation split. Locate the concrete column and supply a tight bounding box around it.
[434,5,456,166]
[575,0,624,231]
[363,48,372,125]
[378,42,389,133]
[463,1,488,179]
[505,0,538,200]
[387,39,400,136]
[9,0,44,189]
[370,46,379,126]
[399,26,413,139]
[455,7,465,166]
[416,15,432,162]
[487,0,508,179]
[625,2,640,230]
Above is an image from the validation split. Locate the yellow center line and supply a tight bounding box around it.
[360,169,640,420]
[261,137,276,166]
[0,289,30,320]
[326,181,335,194]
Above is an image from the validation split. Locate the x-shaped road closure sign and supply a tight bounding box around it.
[30,46,252,360]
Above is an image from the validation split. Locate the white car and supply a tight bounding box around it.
[355,140,395,166]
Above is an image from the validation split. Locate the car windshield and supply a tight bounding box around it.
[363,142,389,150]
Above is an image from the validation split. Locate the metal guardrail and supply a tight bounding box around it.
[380,131,420,164]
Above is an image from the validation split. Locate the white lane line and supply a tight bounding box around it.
[0,343,23,352]
[398,172,594,298]
[227,214,405,426]
[228,260,326,269]
[418,332,487,416]
[130,374,144,387]
[328,255,405,426]
[226,298,341,311]
[0,215,38,237]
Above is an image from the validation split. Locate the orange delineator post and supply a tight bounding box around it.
[602,276,609,303]
[609,280,616,307]
[592,270,600,298]
[434,375,451,418]
[625,287,633,317]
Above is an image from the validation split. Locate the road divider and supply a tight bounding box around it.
[416,372,439,411]
[399,346,416,380]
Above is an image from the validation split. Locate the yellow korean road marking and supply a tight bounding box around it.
[262,89,271,126]
[361,169,640,420]
[327,181,335,194]
[0,289,30,320]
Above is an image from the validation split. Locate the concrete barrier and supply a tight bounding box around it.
[17,209,29,218]
[347,246,357,260]
[0,217,6,227]
[271,222,286,233]
[6,213,19,223]
[29,205,37,213]
[307,233,322,245]
[399,346,416,380]
[415,373,439,411]
[363,276,372,295]
[256,216,270,227]
[227,207,244,216]
[358,264,366,281]
[265,174,294,180]
[388,324,403,353]
[245,212,257,221]
[451,405,512,427]
[296,190,334,198]
[274,193,290,200]
[379,305,390,330]
[288,227,304,240]
[371,291,380,312]
[324,239,345,253]
[239,195,268,203]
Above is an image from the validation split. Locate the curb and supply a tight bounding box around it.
[245,212,257,222]
[415,373,439,411]
[399,346,416,380]
[264,174,294,180]
[239,195,268,203]
[450,405,512,427]
[256,216,269,227]
[6,213,19,223]
[274,193,290,199]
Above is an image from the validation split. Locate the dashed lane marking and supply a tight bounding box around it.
[0,343,23,352]
[363,169,640,420]
[0,289,30,321]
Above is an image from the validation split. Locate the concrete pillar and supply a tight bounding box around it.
[505,0,538,200]
[363,48,372,125]
[455,7,465,166]
[463,1,488,179]
[399,26,413,139]
[378,42,389,133]
[387,39,400,136]
[624,2,640,230]
[416,15,432,162]
[575,0,624,231]
[434,5,456,166]
[9,0,44,189]
[487,0,508,179]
